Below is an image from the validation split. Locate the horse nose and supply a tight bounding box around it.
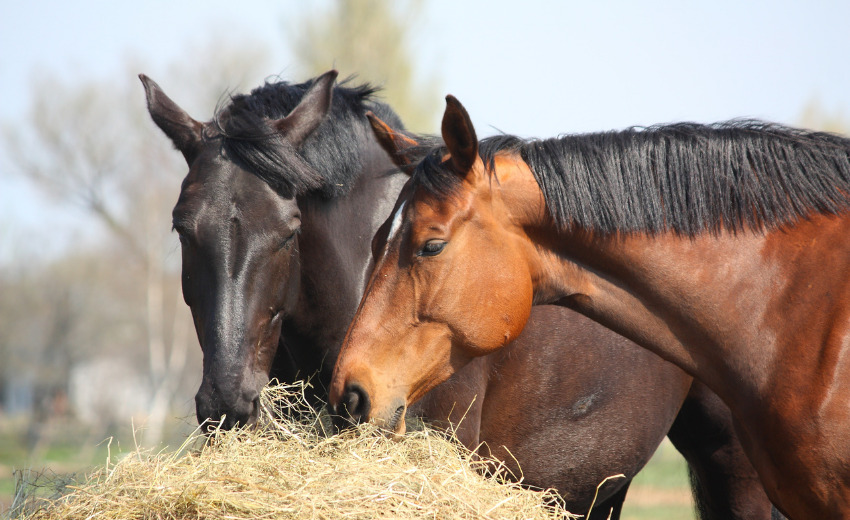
[338,382,371,425]
[195,388,260,432]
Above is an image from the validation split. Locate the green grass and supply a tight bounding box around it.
[621,440,697,520]
[622,503,697,520]
[0,416,198,515]
[0,478,16,507]
[0,427,113,514]
[629,439,692,489]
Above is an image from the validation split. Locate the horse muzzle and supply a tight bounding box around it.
[195,385,260,432]
[331,381,407,435]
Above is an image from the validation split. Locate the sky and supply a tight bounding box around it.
[2,0,849,261]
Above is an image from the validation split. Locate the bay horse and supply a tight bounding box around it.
[142,72,774,518]
[329,94,850,519]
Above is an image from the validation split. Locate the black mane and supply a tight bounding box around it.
[412,121,850,235]
[213,76,404,198]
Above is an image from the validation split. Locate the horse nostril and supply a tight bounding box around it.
[341,382,371,424]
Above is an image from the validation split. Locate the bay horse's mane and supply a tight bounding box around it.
[412,121,850,235]
[213,76,404,198]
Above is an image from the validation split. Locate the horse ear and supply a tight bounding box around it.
[441,95,479,175]
[367,112,419,175]
[139,74,204,165]
[272,69,338,148]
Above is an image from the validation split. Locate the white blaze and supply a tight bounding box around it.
[387,201,407,242]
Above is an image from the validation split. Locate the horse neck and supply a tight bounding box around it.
[495,157,771,406]
[287,142,408,366]
[530,214,850,410]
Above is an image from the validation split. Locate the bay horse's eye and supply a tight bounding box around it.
[418,240,447,257]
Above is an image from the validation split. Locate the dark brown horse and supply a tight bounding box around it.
[330,95,850,519]
[142,73,774,518]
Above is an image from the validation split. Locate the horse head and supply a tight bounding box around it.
[141,71,337,430]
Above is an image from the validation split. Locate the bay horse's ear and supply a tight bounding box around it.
[441,95,479,175]
[273,69,338,148]
[367,111,419,175]
[140,74,204,165]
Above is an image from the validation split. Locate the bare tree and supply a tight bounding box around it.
[4,5,438,446]
[0,247,131,455]
[2,39,273,446]
[289,0,441,132]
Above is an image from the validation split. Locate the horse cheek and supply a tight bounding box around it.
[465,259,533,355]
[501,270,534,347]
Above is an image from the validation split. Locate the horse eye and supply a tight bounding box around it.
[173,227,190,247]
[278,228,300,251]
[419,240,447,257]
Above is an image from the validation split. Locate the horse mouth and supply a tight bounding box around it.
[386,404,407,435]
[199,411,260,436]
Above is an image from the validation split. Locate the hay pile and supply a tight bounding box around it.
[15,383,576,519]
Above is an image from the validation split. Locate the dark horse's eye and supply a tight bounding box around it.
[174,227,190,247]
[279,228,300,251]
[419,240,447,257]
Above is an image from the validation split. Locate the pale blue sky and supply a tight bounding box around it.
[2,0,849,260]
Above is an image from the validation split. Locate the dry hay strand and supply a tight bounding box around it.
[16,382,577,520]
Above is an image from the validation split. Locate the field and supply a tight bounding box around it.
[620,439,695,520]
[0,414,198,515]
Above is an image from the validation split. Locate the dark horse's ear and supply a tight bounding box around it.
[441,95,479,176]
[272,69,338,148]
[367,112,419,175]
[140,74,204,165]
